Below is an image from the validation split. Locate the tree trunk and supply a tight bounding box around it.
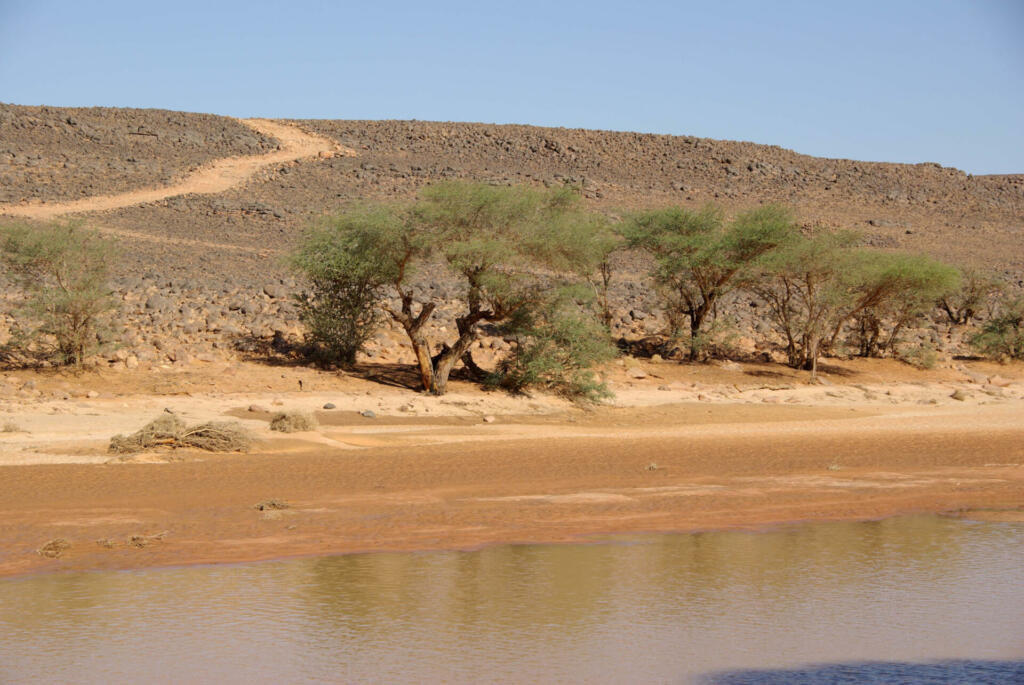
[460,350,487,381]
[431,334,476,395]
[410,335,434,393]
[807,334,820,381]
[430,310,487,395]
[689,306,708,361]
[385,297,436,393]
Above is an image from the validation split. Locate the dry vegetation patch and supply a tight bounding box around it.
[37,538,70,558]
[109,414,253,454]
[269,411,318,433]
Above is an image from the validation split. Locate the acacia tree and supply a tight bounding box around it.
[847,254,960,358]
[625,204,798,360]
[752,230,960,377]
[751,231,862,378]
[939,267,1004,326]
[0,220,118,367]
[293,182,610,395]
[971,296,1024,360]
[576,214,621,330]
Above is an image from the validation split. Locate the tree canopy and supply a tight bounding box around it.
[292,182,613,395]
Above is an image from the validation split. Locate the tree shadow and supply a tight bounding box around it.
[227,332,482,392]
[700,659,1024,684]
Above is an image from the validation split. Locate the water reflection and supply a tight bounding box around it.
[1,516,1021,684]
[702,659,1024,684]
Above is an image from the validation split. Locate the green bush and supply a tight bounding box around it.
[899,342,939,370]
[0,221,118,367]
[489,304,616,401]
[290,206,399,367]
[970,297,1024,360]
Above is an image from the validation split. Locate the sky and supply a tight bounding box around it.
[0,1,1021,174]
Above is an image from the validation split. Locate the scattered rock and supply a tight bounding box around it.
[959,369,988,384]
[482,415,496,423]
[950,389,970,401]
[254,499,289,511]
[626,367,647,379]
[263,283,288,299]
[322,402,336,410]
[360,410,376,418]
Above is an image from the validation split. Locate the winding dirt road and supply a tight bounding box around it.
[0,119,348,220]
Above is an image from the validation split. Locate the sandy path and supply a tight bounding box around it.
[0,119,349,220]
[0,119,352,254]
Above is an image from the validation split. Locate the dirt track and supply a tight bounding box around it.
[0,119,348,219]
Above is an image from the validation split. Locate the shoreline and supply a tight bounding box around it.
[1,357,1022,578]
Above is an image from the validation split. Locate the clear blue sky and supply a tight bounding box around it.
[1,1,1021,174]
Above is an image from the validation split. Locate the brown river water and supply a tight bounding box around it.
[1,515,1022,684]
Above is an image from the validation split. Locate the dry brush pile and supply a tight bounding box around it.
[109,414,253,454]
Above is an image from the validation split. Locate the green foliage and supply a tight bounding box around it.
[754,231,961,375]
[970,297,1024,360]
[939,267,1005,325]
[848,253,960,357]
[290,205,413,366]
[899,342,939,370]
[751,230,865,375]
[625,203,798,359]
[489,301,617,401]
[294,182,614,395]
[0,220,118,367]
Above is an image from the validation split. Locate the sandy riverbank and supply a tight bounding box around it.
[1,357,1022,577]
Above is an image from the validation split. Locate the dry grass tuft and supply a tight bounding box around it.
[269,411,318,433]
[38,538,70,558]
[110,415,253,454]
[2,421,22,433]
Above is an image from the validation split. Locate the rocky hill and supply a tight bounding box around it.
[0,105,1021,370]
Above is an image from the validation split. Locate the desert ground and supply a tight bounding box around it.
[1,105,1022,577]
[2,356,1021,577]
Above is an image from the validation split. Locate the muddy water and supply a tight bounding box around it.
[1,516,1022,684]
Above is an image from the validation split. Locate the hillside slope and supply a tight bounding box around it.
[0,107,1021,370]
[0,104,278,203]
[1,107,1020,283]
